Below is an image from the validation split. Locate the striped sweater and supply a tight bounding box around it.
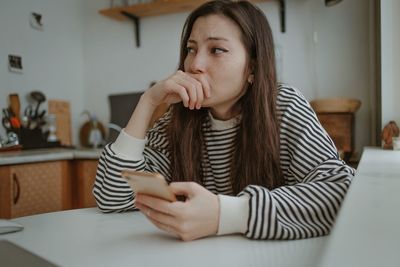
[93,85,355,240]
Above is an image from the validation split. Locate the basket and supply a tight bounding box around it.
[310,98,361,113]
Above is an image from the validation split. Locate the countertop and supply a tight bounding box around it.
[0,147,102,166]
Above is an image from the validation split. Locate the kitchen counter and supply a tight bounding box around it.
[0,147,102,166]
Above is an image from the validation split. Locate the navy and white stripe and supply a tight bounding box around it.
[93,84,355,239]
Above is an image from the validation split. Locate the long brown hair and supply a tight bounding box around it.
[168,0,284,194]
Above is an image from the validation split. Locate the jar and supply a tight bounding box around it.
[393,136,400,150]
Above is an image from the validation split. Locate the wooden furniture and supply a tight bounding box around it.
[100,0,269,20]
[71,159,99,209]
[0,161,71,219]
[0,149,101,218]
[310,98,361,162]
[48,100,72,146]
[99,0,285,47]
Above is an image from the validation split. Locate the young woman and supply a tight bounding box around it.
[93,0,355,241]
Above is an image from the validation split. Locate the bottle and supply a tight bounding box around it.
[88,118,103,148]
[46,114,58,142]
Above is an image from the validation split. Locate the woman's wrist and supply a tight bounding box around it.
[125,93,158,139]
[141,90,160,109]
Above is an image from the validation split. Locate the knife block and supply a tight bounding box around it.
[19,128,60,149]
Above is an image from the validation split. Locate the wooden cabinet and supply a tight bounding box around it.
[315,113,355,162]
[71,160,99,209]
[0,161,71,219]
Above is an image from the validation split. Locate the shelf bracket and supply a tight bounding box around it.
[121,11,140,47]
[277,0,286,33]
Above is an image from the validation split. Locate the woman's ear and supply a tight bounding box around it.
[248,74,254,84]
[247,60,255,84]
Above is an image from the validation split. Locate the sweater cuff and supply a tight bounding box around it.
[111,129,147,160]
[217,195,249,236]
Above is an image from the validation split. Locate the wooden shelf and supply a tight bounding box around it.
[99,0,285,47]
[99,0,268,21]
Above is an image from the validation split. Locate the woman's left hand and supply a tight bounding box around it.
[135,182,219,241]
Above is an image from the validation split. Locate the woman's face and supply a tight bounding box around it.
[184,14,250,120]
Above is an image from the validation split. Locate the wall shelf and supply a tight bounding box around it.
[99,0,285,47]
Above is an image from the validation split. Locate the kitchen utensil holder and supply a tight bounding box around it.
[17,128,61,149]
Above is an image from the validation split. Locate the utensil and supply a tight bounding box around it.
[2,107,20,130]
[2,109,13,129]
[10,117,21,128]
[37,110,46,120]
[24,105,34,127]
[2,117,12,130]
[8,94,21,120]
[21,116,29,128]
[30,91,46,120]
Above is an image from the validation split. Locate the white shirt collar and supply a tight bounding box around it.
[208,111,241,131]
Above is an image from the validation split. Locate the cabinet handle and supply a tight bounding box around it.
[13,173,20,205]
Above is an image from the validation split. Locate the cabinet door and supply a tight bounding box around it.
[0,161,71,219]
[72,160,99,208]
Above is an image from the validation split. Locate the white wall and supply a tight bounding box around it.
[0,0,375,157]
[81,0,185,126]
[0,0,85,144]
[381,0,400,127]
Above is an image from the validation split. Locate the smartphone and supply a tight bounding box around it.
[121,169,177,202]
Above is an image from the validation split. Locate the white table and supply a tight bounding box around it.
[319,147,400,267]
[0,208,328,267]
[7,147,397,267]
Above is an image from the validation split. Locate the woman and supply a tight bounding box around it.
[93,0,354,241]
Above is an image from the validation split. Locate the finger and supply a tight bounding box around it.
[177,71,207,109]
[169,182,197,199]
[136,194,175,216]
[164,79,190,107]
[135,202,151,217]
[194,81,204,110]
[136,201,177,224]
[173,84,190,108]
[180,74,205,109]
[189,73,211,99]
[173,75,198,110]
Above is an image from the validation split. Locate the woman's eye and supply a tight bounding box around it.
[211,47,228,54]
[186,47,196,53]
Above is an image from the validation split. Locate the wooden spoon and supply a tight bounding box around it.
[8,94,20,119]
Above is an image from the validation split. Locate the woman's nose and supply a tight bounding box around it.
[187,53,206,74]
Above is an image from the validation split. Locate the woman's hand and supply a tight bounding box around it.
[144,70,211,110]
[135,182,219,241]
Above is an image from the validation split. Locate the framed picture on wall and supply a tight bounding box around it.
[8,55,23,73]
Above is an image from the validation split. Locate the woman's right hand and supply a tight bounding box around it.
[125,70,211,139]
[144,70,211,110]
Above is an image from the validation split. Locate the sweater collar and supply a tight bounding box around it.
[208,111,241,131]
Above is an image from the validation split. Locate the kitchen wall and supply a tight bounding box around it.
[0,0,85,144]
[381,0,400,128]
[0,0,376,158]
